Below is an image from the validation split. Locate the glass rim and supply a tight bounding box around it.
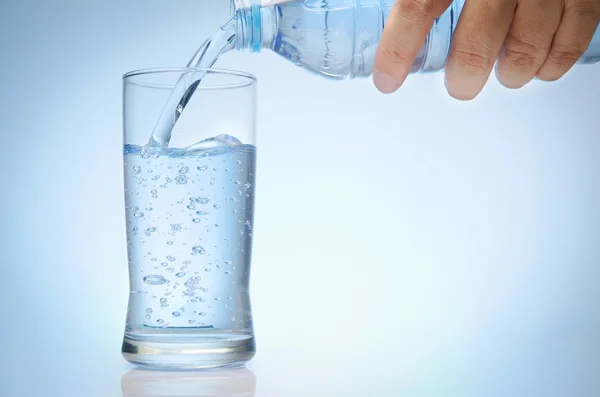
[123,67,257,90]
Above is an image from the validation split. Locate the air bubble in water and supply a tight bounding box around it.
[143,275,166,285]
[189,319,196,324]
[160,298,167,303]
[192,197,210,204]
[244,183,252,190]
[213,204,220,209]
[175,175,187,184]
[225,260,232,265]
[192,245,206,255]
[146,308,153,313]
[145,315,151,320]
[231,317,235,321]
[198,312,206,316]
[156,319,164,325]
[176,272,186,278]
[187,204,196,210]
[161,262,168,267]
[134,211,144,218]
[133,166,141,174]
[167,255,176,261]
[167,241,174,245]
[179,166,189,174]
[196,211,208,215]
[197,165,208,171]
[172,311,181,317]
[193,218,201,223]
[170,224,181,232]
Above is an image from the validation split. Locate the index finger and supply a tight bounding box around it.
[373,0,452,93]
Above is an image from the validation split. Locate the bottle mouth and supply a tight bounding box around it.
[230,0,256,17]
[231,0,266,53]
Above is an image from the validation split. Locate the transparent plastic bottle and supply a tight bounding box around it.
[231,0,600,79]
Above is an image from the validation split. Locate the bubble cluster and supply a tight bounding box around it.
[124,141,256,331]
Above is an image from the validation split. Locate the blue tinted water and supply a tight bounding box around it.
[123,135,256,339]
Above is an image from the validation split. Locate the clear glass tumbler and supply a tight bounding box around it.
[121,68,257,369]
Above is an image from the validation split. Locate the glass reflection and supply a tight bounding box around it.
[121,368,256,397]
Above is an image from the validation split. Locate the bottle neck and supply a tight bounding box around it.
[234,5,276,53]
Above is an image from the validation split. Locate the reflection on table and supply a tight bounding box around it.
[121,367,256,397]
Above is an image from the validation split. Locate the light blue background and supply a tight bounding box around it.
[1,1,598,396]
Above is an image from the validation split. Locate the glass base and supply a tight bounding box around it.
[122,331,256,370]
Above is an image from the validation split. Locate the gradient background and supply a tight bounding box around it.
[1,1,599,396]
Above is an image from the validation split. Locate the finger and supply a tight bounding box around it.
[496,0,564,88]
[445,0,518,100]
[373,0,452,93]
[537,0,600,81]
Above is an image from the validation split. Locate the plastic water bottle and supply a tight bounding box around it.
[231,0,600,79]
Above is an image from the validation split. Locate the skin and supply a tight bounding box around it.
[372,0,600,99]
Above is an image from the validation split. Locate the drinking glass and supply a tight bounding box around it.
[121,68,257,369]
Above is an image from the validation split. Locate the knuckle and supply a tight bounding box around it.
[503,47,539,68]
[395,0,435,20]
[503,33,544,68]
[449,40,496,71]
[566,0,598,17]
[548,43,585,66]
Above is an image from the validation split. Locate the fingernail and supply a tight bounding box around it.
[373,70,402,94]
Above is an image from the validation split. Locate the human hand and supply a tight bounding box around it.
[373,0,600,99]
